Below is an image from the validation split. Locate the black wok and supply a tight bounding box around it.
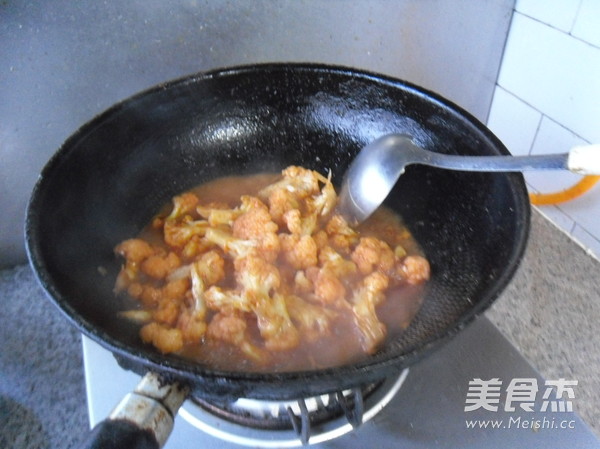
[26,63,529,446]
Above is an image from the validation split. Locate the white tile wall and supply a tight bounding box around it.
[515,0,581,32]
[497,13,600,143]
[487,3,600,260]
[487,87,541,156]
[572,0,600,48]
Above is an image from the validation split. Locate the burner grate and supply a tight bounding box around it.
[179,369,409,447]
[192,382,379,432]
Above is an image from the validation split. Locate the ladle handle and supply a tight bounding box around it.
[427,144,600,175]
[567,144,600,175]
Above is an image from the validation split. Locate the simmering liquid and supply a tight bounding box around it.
[118,171,428,372]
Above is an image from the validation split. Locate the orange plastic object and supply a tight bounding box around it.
[530,175,600,205]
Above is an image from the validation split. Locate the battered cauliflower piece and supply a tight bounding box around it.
[351,237,395,275]
[232,196,278,238]
[114,239,157,291]
[204,286,252,314]
[153,296,181,326]
[305,170,337,218]
[311,267,347,306]
[284,294,335,342]
[207,312,268,362]
[264,188,299,223]
[196,201,243,227]
[140,322,184,354]
[283,208,317,235]
[161,192,209,248]
[204,228,257,258]
[115,239,155,263]
[293,270,314,294]
[258,166,321,201]
[179,251,226,343]
[164,216,209,248]
[141,251,181,279]
[260,167,336,235]
[318,246,357,279]
[397,255,431,285]
[168,192,200,219]
[205,226,280,263]
[235,256,300,351]
[326,215,359,253]
[279,233,318,270]
[195,250,226,286]
[350,271,390,353]
[199,197,280,263]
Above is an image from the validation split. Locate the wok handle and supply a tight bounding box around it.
[77,372,189,449]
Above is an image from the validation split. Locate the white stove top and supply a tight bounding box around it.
[82,317,598,448]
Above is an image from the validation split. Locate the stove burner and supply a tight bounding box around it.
[178,369,409,447]
[192,382,379,431]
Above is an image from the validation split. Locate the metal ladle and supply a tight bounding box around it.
[338,134,600,224]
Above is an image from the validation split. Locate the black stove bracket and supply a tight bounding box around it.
[287,387,365,445]
[337,387,364,428]
[287,399,310,446]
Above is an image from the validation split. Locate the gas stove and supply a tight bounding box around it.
[82,317,598,448]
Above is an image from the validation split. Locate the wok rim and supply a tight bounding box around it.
[25,62,530,394]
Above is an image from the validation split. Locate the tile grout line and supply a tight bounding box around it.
[493,85,592,146]
[513,8,600,51]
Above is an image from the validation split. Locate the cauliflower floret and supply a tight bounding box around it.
[196,201,243,227]
[162,277,190,301]
[351,237,395,275]
[164,216,209,248]
[195,250,226,286]
[318,246,357,279]
[279,233,318,270]
[233,196,278,238]
[181,235,214,260]
[397,255,430,285]
[205,225,280,263]
[258,166,321,201]
[253,292,300,351]
[282,208,317,236]
[235,256,299,350]
[305,170,337,218]
[140,322,183,354]
[284,294,335,342]
[115,239,155,263]
[204,228,257,258]
[293,270,313,294]
[141,251,181,279]
[177,308,207,344]
[204,286,252,314]
[136,284,162,308]
[265,188,299,223]
[176,251,226,343]
[114,239,157,291]
[207,312,268,362]
[308,266,347,306]
[325,215,359,253]
[350,271,389,353]
[313,230,329,249]
[167,192,200,220]
[153,297,181,326]
[160,192,209,248]
[234,256,280,297]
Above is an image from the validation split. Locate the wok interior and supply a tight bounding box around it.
[27,65,529,398]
